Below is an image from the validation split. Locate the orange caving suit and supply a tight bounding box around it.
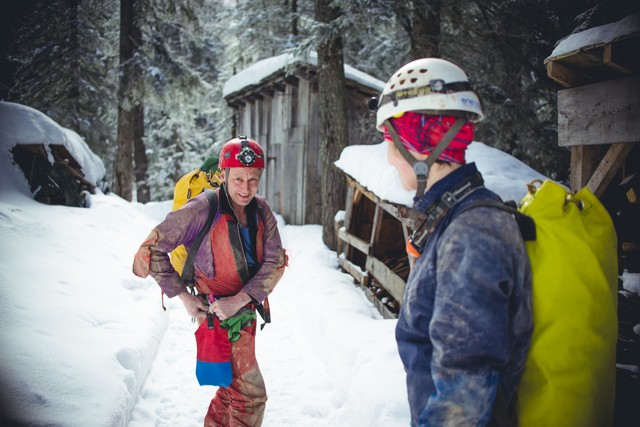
[133,185,287,426]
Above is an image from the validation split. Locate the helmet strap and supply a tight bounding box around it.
[384,117,466,198]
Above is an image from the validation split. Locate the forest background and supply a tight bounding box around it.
[1,0,638,243]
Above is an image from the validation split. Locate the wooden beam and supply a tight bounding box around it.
[338,256,368,286]
[366,255,406,303]
[558,75,640,147]
[370,205,384,248]
[343,182,354,232]
[587,143,635,198]
[570,145,601,191]
[358,283,397,319]
[604,40,634,74]
[546,61,589,88]
[345,175,424,230]
[338,228,370,255]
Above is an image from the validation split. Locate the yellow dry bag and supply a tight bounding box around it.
[169,165,221,274]
[516,180,618,427]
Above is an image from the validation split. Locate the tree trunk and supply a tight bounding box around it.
[133,104,149,202]
[396,0,442,59]
[291,0,298,36]
[115,0,146,201]
[115,105,133,200]
[316,0,349,251]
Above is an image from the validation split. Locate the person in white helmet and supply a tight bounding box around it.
[375,58,533,426]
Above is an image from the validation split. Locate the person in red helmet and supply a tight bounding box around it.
[133,136,287,426]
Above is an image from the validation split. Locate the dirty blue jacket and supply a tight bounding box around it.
[396,163,532,426]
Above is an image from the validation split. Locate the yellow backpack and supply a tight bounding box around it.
[169,159,222,275]
[463,180,618,426]
[515,180,618,427]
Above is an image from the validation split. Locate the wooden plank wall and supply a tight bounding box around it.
[231,75,380,225]
[558,75,639,193]
[269,90,286,218]
[558,75,640,147]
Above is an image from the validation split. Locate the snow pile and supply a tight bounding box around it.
[334,140,548,206]
[0,101,106,197]
[0,103,409,425]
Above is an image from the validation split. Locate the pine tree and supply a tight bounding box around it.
[8,0,118,179]
[115,0,144,201]
[141,0,225,201]
[316,0,349,251]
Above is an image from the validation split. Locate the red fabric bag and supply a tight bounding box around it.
[194,314,232,387]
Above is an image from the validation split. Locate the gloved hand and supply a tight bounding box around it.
[219,307,257,342]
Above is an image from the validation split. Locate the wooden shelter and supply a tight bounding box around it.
[0,101,105,208]
[337,176,423,318]
[546,14,640,427]
[545,13,639,199]
[223,52,384,225]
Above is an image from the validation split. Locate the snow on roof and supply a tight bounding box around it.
[547,14,640,61]
[334,140,548,207]
[222,51,386,98]
[0,101,106,190]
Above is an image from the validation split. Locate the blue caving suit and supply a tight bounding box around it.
[396,163,533,426]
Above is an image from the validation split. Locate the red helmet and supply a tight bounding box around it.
[218,136,265,169]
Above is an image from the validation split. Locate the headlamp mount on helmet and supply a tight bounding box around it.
[236,138,261,166]
[218,136,265,170]
[378,80,473,109]
[375,58,484,130]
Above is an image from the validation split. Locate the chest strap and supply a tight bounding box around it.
[406,172,484,257]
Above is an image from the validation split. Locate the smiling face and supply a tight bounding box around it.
[221,167,261,211]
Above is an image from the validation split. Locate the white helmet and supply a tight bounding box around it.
[375,58,484,130]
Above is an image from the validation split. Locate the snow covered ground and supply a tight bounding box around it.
[1,102,638,426]
[0,102,408,426]
[0,182,409,426]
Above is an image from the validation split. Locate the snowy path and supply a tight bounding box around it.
[128,223,410,426]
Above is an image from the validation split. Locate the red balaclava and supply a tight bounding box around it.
[383,112,475,164]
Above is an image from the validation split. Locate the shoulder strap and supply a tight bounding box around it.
[459,200,536,242]
[181,190,219,288]
[407,172,484,256]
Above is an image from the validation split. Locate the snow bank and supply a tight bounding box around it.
[334,140,548,207]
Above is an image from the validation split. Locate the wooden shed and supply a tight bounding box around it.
[545,13,640,427]
[222,52,384,225]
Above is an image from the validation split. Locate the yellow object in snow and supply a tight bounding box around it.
[169,168,222,275]
[516,180,618,427]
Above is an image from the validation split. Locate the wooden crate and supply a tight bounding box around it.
[336,175,424,318]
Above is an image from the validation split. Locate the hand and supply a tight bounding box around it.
[209,292,252,321]
[178,291,208,321]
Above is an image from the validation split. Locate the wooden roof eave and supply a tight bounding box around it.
[224,62,382,107]
[224,71,290,106]
[545,34,639,88]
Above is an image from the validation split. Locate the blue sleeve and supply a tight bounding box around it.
[422,209,516,426]
[420,369,499,425]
